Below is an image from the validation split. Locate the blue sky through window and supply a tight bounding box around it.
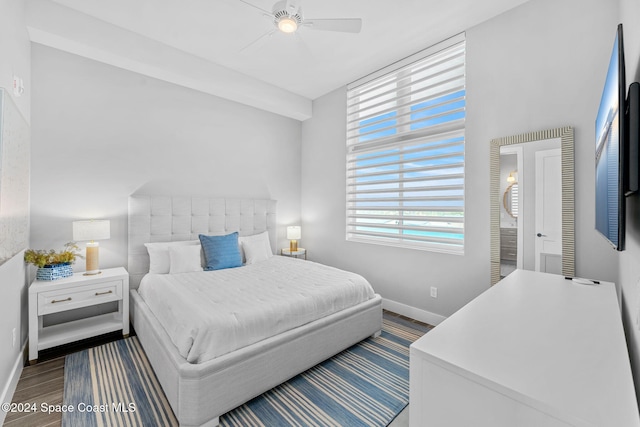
[347,38,465,252]
[359,111,397,142]
[410,90,465,131]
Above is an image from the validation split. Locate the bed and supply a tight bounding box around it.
[128,196,383,427]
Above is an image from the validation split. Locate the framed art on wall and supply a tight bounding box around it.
[0,88,30,266]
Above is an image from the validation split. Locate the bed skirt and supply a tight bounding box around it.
[130,289,383,427]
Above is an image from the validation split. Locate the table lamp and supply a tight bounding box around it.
[73,219,110,275]
[287,226,301,252]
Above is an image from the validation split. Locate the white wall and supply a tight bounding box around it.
[30,45,303,276]
[0,0,30,118]
[619,0,640,400]
[301,0,619,322]
[468,0,619,282]
[0,0,30,421]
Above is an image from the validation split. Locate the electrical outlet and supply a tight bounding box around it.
[12,328,16,349]
[430,286,438,298]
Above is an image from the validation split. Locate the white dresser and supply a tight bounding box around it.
[410,269,640,427]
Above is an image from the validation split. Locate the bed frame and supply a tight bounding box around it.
[128,195,383,427]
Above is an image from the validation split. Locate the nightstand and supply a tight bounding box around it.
[281,248,307,259]
[28,267,129,363]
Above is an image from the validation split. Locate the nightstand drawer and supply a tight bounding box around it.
[38,280,123,315]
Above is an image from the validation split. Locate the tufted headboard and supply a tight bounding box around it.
[128,195,277,288]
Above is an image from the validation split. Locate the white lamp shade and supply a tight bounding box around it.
[287,226,301,240]
[73,220,111,241]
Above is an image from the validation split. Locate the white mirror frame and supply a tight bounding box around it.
[490,126,575,285]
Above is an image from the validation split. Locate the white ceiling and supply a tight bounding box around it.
[26,0,530,120]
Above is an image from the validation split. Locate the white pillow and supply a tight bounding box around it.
[145,240,200,274]
[169,245,203,274]
[239,231,273,265]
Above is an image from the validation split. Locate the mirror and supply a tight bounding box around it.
[490,127,575,285]
[503,183,518,218]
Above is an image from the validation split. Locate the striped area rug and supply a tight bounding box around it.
[63,313,429,427]
[62,337,178,427]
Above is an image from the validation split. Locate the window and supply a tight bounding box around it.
[346,34,466,254]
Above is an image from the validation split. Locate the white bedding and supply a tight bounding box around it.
[137,256,376,363]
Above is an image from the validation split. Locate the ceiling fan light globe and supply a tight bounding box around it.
[278,17,298,33]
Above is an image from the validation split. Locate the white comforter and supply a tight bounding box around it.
[138,256,376,364]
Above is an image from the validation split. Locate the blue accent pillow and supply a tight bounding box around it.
[199,232,242,271]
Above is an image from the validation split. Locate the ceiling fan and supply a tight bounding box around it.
[238,0,362,49]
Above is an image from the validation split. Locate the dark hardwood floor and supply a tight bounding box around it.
[383,309,434,330]
[4,357,64,427]
[3,330,130,427]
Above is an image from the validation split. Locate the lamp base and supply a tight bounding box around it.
[289,240,298,252]
[83,271,102,276]
[85,242,101,276]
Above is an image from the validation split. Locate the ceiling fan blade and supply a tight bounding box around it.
[237,0,273,16]
[293,32,314,59]
[303,18,362,33]
[239,29,276,52]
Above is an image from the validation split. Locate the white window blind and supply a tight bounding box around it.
[346,35,466,253]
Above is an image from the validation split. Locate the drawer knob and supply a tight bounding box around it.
[95,290,113,296]
[51,297,72,304]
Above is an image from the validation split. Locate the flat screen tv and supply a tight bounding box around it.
[595,23,626,250]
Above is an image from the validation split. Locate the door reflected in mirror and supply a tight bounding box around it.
[490,127,575,285]
[499,140,561,278]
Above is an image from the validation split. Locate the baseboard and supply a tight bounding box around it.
[383,298,447,326]
[0,340,27,425]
